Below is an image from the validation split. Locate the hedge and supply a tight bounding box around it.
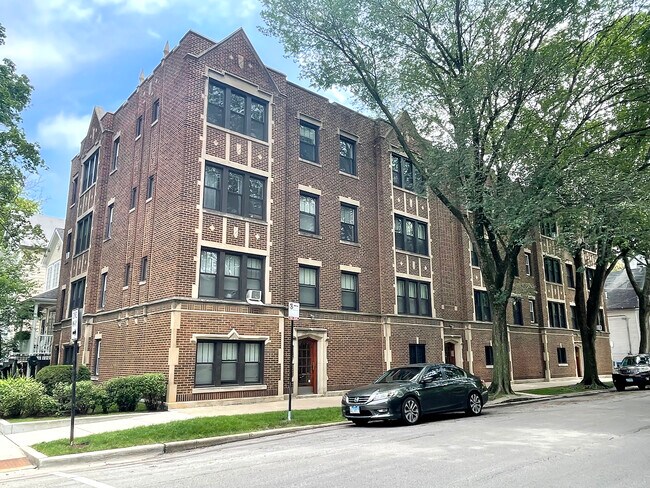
[0,377,51,418]
[36,365,91,394]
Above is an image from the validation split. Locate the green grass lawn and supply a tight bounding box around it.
[5,402,148,423]
[34,407,345,457]
[520,382,613,396]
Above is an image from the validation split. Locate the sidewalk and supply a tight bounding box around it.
[0,375,612,472]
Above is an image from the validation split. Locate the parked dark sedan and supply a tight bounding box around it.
[341,363,489,425]
[613,354,650,391]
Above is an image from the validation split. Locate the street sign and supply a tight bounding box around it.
[71,308,80,341]
[288,302,300,320]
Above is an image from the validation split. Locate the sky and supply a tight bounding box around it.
[1,0,351,219]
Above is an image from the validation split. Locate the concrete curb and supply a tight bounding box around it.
[23,389,615,469]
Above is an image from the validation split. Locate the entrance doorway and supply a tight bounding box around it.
[444,342,456,365]
[298,338,317,394]
[575,346,582,377]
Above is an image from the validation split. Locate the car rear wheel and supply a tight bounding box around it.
[401,397,420,425]
[352,419,368,426]
[639,384,646,390]
[614,382,625,391]
[466,391,483,416]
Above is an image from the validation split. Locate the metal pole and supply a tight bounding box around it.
[288,318,294,421]
[69,340,78,445]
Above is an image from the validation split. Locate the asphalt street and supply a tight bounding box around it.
[2,390,649,488]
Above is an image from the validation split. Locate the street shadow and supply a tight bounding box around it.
[347,410,488,429]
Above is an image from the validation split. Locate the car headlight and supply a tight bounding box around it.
[637,366,650,372]
[342,394,349,403]
[369,390,400,402]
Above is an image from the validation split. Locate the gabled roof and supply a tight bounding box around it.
[31,288,58,302]
[605,267,646,310]
[21,215,65,248]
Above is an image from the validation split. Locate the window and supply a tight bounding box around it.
[105,204,114,239]
[530,299,537,323]
[570,305,578,329]
[548,301,567,328]
[146,175,154,199]
[525,253,532,275]
[557,347,567,364]
[299,193,318,234]
[299,266,318,307]
[512,298,523,325]
[111,137,120,171]
[543,256,562,284]
[130,187,137,209]
[339,137,356,175]
[341,273,358,311]
[75,213,93,254]
[474,290,492,322]
[340,204,358,242]
[140,256,148,282]
[66,233,72,258]
[99,272,107,309]
[151,99,160,123]
[391,154,423,192]
[299,121,319,163]
[71,176,78,205]
[124,263,131,287]
[409,344,426,364]
[198,249,264,300]
[203,163,265,220]
[485,346,494,366]
[586,268,595,290]
[60,288,67,321]
[207,80,267,141]
[45,261,60,291]
[540,221,557,238]
[566,263,575,288]
[471,244,479,266]
[81,151,98,192]
[397,279,431,316]
[135,115,143,138]
[53,345,59,365]
[63,345,74,365]
[195,340,264,387]
[69,278,86,316]
[395,216,428,255]
[93,339,101,376]
[596,309,605,331]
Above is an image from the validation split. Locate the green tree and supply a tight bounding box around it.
[261,0,650,394]
[0,23,45,359]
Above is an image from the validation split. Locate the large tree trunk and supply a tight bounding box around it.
[573,250,606,388]
[638,294,649,354]
[489,299,514,395]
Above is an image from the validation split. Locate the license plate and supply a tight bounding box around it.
[626,378,633,383]
[349,406,360,414]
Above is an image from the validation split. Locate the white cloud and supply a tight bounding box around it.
[37,113,91,152]
[93,0,170,15]
[147,28,162,39]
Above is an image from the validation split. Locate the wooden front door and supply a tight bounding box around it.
[445,342,456,365]
[575,347,582,377]
[298,338,317,394]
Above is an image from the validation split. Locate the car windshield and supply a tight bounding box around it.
[375,367,423,383]
[620,356,650,366]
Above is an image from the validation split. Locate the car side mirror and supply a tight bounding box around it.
[422,373,440,383]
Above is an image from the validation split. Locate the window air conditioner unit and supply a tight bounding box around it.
[65,252,70,259]
[246,289,263,305]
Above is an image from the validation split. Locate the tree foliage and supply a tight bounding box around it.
[261,0,650,393]
[0,23,45,359]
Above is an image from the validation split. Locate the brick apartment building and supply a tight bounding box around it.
[52,29,612,405]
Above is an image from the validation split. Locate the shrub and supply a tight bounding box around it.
[105,376,142,412]
[0,377,50,418]
[52,381,107,415]
[39,395,59,417]
[36,365,91,395]
[92,384,112,414]
[137,373,167,411]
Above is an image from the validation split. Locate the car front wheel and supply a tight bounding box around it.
[401,397,420,425]
[639,384,646,390]
[614,382,625,391]
[466,392,483,416]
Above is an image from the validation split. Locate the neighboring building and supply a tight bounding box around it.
[52,29,611,405]
[5,215,64,375]
[606,266,645,365]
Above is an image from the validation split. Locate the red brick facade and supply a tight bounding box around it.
[52,29,611,405]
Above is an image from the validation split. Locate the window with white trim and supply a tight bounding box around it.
[195,340,264,387]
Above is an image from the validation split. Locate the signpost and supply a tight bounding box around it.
[287,302,299,421]
[70,308,81,445]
